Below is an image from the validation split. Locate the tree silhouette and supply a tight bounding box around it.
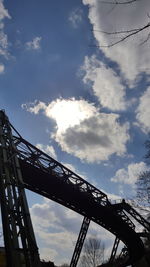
[79,237,105,267]
[136,140,150,207]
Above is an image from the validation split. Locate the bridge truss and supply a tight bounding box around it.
[0,111,41,267]
[0,110,149,267]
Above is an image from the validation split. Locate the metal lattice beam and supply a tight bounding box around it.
[121,202,150,231]
[70,216,90,267]
[109,237,120,263]
[12,135,109,207]
[0,110,41,267]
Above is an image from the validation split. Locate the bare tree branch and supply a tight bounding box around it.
[90,0,150,47]
[92,23,150,47]
[129,199,150,213]
[136,171,150,206]
[139,32,150,45]
[93,28,141,35]
[99,0,139,5]
[79,237,105,267]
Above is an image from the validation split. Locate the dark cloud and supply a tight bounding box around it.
[64,117,112,149]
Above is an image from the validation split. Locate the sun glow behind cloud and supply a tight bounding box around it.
[45,98,97,133]
[22,98,130,162]
[22,98,97,133]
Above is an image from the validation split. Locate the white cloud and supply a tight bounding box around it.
[30,198,82,264]
[22,100,47,114]
[0,0,10,58]
[38,231,75,250]
[68,7,83,28]
[0,63,4,73]
[0,1,10,21]
[136,87,150,133]
[31,202,61,229]
[40,247,58,262]
[22,98,96,132]
[111,161,149,185]
[0,31,9,57]
[26,36,42,50]
[82,0,150,86]
[31,199,82,234]
[22,98,130,162]
[81,55,126,111]
[36,143,57,159]
[57,115,129,162]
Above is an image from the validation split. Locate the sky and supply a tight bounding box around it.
[0,0,150,265]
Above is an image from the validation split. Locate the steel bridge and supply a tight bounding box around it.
[0,110,149,267]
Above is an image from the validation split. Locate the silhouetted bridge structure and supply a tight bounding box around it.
[0,110,149,267]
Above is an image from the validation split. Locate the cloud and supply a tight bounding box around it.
[0,31,9,57]
[82,0,150,86]
[57,115,129,162]
[0,0,11,58]
[81,55,127,111]
[136,87,150,133]
[25,36,42,50]
[22,100,46,114]
[0,0,10,21]
[31,198,82,234]
[0,63,4,73]
[40,247,58,262]
[111,161,149,185]
[68,7,83,28]
[30,198,83,264]
[22,98,96,132]
[36,143,57,159]
[22,98,130,162]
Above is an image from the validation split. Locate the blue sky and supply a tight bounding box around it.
[0,0,150,265]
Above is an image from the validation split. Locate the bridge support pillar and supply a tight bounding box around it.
[109,237,120,264]
[70,216,90,267]
[0,110,41,267]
